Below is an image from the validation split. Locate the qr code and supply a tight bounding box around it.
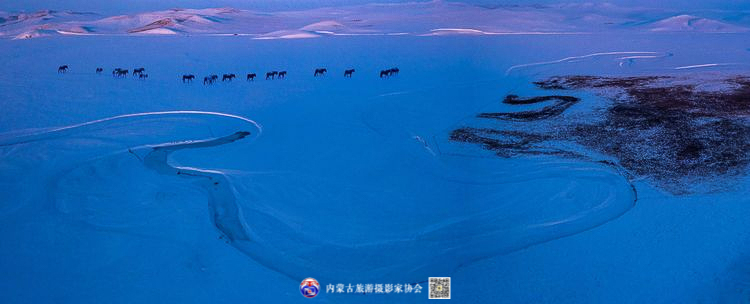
[429,277,451,299]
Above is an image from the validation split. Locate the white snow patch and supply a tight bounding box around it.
[426,28,491,35]
[673,63,735,70]
[134,27,178,35]
[506,51,668,74]
[13,29,53,39]
[255,30,319,39]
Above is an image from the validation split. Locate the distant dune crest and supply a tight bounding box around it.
[647,14,748,32]
[1,2,748,39]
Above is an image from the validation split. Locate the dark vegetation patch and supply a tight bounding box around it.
[478,95,580,121]
[452,75,750,192]
[502,94,580,105]
[450,127,574,158]
[533,75,665,90]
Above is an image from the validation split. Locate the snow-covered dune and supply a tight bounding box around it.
[4,2,749,40]
[0,10,99,38]
[646,14,749,32]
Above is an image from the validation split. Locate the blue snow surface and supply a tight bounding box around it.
[2,9,750,304]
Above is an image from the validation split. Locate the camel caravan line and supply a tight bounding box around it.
[58,66,400,84]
